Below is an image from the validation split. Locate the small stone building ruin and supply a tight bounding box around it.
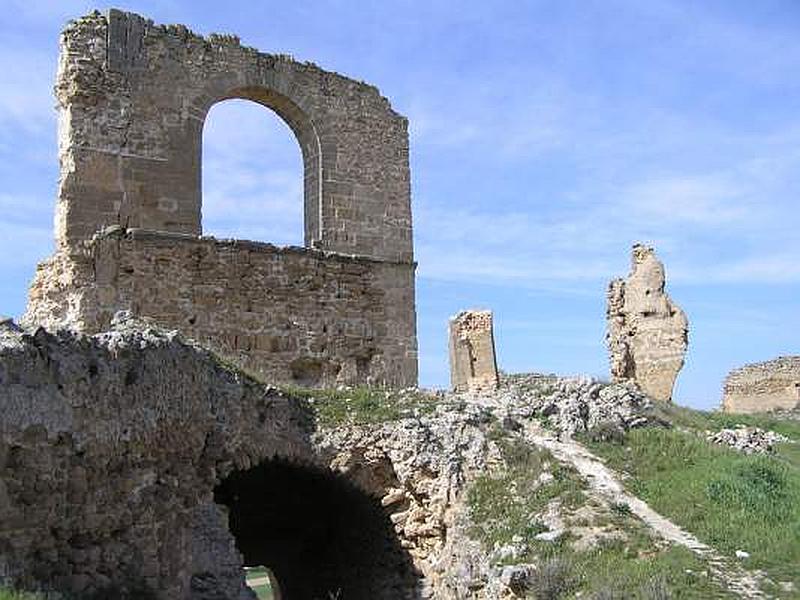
[23,9,417,389]
[722,356,800,414]
[449,310,499,393]
[606,244,688,402]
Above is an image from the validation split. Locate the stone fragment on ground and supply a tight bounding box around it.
[706,427,790,454]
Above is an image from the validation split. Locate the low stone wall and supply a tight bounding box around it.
[722,356,800,413]
[24,228,417,388]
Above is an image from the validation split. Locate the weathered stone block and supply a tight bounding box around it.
[449,310,499,393]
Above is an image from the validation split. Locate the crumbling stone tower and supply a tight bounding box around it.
[606,244,688,402]
[24,9,417,388]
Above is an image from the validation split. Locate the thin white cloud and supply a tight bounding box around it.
[621,174,754,225]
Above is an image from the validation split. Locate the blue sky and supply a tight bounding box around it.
[1,1,798,409]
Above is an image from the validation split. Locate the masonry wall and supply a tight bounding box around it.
[26,9,418,388]
[722,356,800,414]
[606,244,688,402]
[0,323,423,599]
[448,310,499,393]
[26,229,417,388]
[56,10,413,262]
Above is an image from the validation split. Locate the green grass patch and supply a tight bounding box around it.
[467,439,585,561]
[0,591,43,600]
[584,427,800,590]
[569,543,733,599]
[465,433,732,597]
[654,404,800,443]
[281,385,438,427]
[245,566,274,599]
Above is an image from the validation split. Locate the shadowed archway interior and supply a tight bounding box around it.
[214,459,421,599]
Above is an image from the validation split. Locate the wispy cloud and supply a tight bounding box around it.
[620,174,756,225]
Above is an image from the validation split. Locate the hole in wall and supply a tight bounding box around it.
[202,99,303,246]
[213,458,420,599]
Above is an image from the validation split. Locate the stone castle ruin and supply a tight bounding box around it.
[606,244,688,402]
[722,356,800,414]
[23,9,417,389]
[3,8,778,600]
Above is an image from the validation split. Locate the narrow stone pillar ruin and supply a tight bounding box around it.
[606,244,688,402]
[449,310,499,393]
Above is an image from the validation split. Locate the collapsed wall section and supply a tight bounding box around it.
[722,356,800,414]
[448,310,499,393]
[26,228,417,388]
[0,322,315,599]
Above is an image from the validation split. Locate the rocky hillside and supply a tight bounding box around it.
[0,319,798,599]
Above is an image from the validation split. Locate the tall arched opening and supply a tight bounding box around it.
[199,86,322,248]
[202,99,304,246]
[214,458,421,599]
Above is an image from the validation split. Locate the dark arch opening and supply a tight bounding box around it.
[201,99,306,246]
[214,458,421,600]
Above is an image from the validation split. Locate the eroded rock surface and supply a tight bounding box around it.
[606,244,688,402]
[706,427,790,454]
[0,320,424,599]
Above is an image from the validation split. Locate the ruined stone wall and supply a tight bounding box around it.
[606,244,688,402]
[26,228,417,388]
[25,9,418,388]
[448,310,499,393]
[0,322,495,599]
[722,356,800,414]
[55,10,412,261]
[0,322,315,599]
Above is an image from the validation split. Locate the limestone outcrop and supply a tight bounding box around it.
[706,427,790,454]
[606,244,688,402]
[722,356,800,413]
[449,310,499,393]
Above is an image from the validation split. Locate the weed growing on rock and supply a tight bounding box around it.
[280,385,438,427]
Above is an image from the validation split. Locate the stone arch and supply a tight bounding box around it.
[214,457,420,599]
[27,8,418,390]
[55,9,414,263]
[197,85,323,247]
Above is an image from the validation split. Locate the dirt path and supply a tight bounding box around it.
[522,422,771,599]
